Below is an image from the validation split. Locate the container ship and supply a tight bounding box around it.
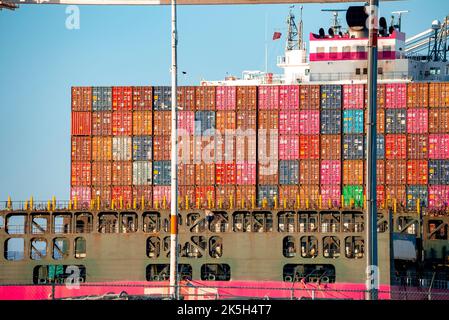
[1,6,449,300]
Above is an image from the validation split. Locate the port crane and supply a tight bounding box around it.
[0,0,398,301]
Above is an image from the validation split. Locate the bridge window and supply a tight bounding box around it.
[278,211,296,232]
[147,237,161,258]
[143,212,161,233]
[342,212,364,233]
[187,213,206,233]
[233,212,272,232]
[397,216,418,235]
[316,47,325,59]
[283,236,296,258]
[320,211,340,233]
[146,264,192,282]
[6,214,26,235]
[121,212,137,233]
[181,236,206,258]
[32,265,86,285]
[300,236,318,258]
[31,214,49,234]
[345,236,364,259]
[342,46,351,59]
[323,236,340,259]
[53,238,69,260]
[74,237,86,259]
[428,220,448,240]
[233,212,250,232]
[209,236,223,258]
[298,212,318,232]
[4,238,24,260]
[75,213,93,233]
[98,213,118,233]
[53,214,72,234]
[209,212,228,233]
[31,238,47,260]
[283,264,336,283]
[201,264,231,281]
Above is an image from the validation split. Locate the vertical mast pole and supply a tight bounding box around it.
[169,0,179,300]
[366,0,379,300]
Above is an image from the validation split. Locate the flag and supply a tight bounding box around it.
[272,32,282,40]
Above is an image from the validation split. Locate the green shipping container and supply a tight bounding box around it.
[343,185,364,208]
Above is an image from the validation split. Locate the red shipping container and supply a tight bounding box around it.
[407,109,428,133]
[429,83,449,107]
[407,135,428,159]
[153,186,171,208]
[279,185,299,208]
[132,86,152,110]
[112,161,132,186]
[377,185,385,208]
[72,136,91,161]
[235,135,256,163]
[236,162,256,185]
[92,111,112,136]
[258,111,278,130]
[70,187,91,206]
[377,160,385,185]
[320,160,341,185]
[216,185,236,209]
[343,84,365,109]
[195,186,216,209]
[407,160,428,185]
[385,134,407,159]
[377,109,385,133]
[299,185,320,208]
[429,134,449,159]
[216,111,236,132]
[72,112,91,136]
[429,109,449,133]
[92,186,112,204]
[385,83,407,108]
[299,85,320,109]
[112,186,132,206]
[320,185,341,208]
[407,83,429,108]
[195,163,215,185]
[299,110,320,134]
[385,160,407,185]
[72,87,92,111]
[236,111,257,131]
[215,163,236,185]
[195,86,216,110]
[236,185,256,209]
[279,85,299,110]
[279,111,300,134]
[92,136,112,161]
[300,160,320,185]
[112,111,132,136]
[279,135,299,160]
[258,85,279,110]
[428,185,449,209]
[154,135,171,160]
[258,162,279,185]
[177,86,195,111]
[92,161,112,186]
[385,185,406,207]
[216,135,236,163]
[133,186,153,205]
[320,135,341,160]
[216,86,236,110]
[133,111,152,135]
[112,86,132,111]
[300,135,320,159]
[71,161,91,186]
[343,160,364,185]
[178,186,195,209]
[178,163,195,186]
[236,86,257,110]
[153,111,171,135]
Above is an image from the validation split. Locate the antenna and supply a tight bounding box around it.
[298,5,304,49]
[321,9,347,35]
[391,10,409,32]
[286,7,299,51]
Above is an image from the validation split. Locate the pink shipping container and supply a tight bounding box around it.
[279,135,299,160]
[429,134,449,159]
[177,111,195,135]
[279,111,300,134]
[71,162,91,186]
[236,162,256,185]
[343,84,365,109]
[153,186,171,208]
[111,186,132,206]
[299,110,320,134]
[70,186,91,206]
[258,86,279,110]
[407,109,428,133]
[385,83,407,108]
[320,185,341,208]
[279,85,299,110]
[132,186,153,204]
[216,86,236,110]
[320,160,341,185]
[428,186,449,209]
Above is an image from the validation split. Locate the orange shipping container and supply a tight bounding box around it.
[92,136,112,161]
[407,83,429,108]
[132,86,152,110]
[385,185,406,207]
[92,111,112,136]
[343,160,364,185]
[385,160,407,185]
[133,111,152,135]
[72,87,92,111]
[216,111,236,132]
[236,185,256,209]
[178,186,195,209]
[377,109,385,134]
[299,85,320,109]
[195,86,216,110]
[429,82,449,107]
[320,135,341,160]
[92,161,112,186]
[429,109,449,133]
[237,111,257,131]
[407,160,428,185]
[365,84,386,108]
[279,185,299,208]
[299,160,320,185]
[195,186,216,209]
[195,163,215,185]
[258,110,279,130]
[153,111,171,135]
[71,161,91,186]
[112,161,132,186]
[71,136,91,161]
[377,160,385,185]
[237,86,257,110]
[407,135,428,159]
[178,164,196,186]
[178,135,195,163]
[216,185,236,209]
[92,186,112,204]
[72,112,91,136]
[177,86,196,111]
[299,185,320,208]
[153,135,171,161]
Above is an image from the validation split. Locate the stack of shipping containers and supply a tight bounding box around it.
[71,82,449,211]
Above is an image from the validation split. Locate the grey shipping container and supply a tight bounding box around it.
[377,134,385,160]
[279,160,299,185]
[153,86,172,111]
[195,111,216,136]
[112,136,132,161]
[92,87,112,111]
[257,185,278,207]
[320,85,342,109]
[320,110,342,134]
[343,134,364,160]
[385,109,406,133]
[406,185,428,209]
[132,136,153,161]
[429,160,449,185]
[153,161,171,185]
[133,161,152,186]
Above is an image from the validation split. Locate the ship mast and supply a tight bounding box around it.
[286,6,299,51]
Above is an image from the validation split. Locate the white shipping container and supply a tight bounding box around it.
[113,137,132,161]
[133,161,152,185]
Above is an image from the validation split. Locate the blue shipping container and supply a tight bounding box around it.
[343,109,364,134]
[377,134,385,160]
[385,109,406,134]
[257,185,278,207]
[321,109,342,134]
[429,160,449,185]
[153,161,171,185]
[153,86,172,111]
[406,185,428,209]
[343,134,364,160]
[92,87,112,111]
[195,111,216,136]
[132,136,153,161]
[279,160,299,185]
[320,85,342,109]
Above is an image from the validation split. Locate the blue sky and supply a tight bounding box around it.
[0,0,448,201]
